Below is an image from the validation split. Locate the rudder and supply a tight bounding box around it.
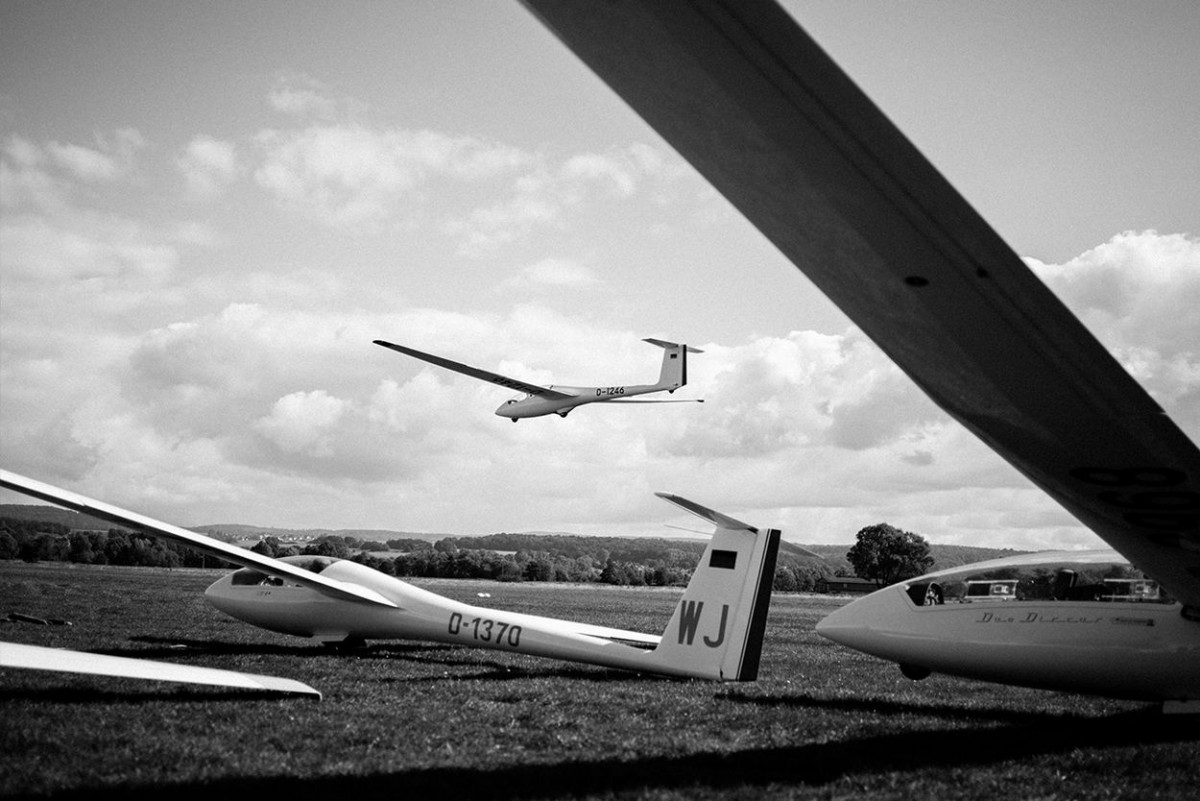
[643,338,703,391]
[649,494,780,681]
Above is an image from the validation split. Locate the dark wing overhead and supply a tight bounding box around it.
[522,0,1200,607]
[373,340,573,399]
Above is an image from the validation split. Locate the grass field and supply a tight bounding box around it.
[2,561,1197,800]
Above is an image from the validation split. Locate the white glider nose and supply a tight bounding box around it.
[814,596,873,649]
[203,573,237,615]
[814,588,907,658]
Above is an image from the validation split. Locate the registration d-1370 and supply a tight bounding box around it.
[448,612,522,647]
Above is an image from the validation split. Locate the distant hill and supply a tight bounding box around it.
[927,544,1027,571]
[191,523,449,543]
[798,543,1025,573]
[0,506,448,543]
[1,503,1026,571]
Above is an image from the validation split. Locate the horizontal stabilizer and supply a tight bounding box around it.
[643,338,703,354]
[1,642,321,698]
[655,492,755,533]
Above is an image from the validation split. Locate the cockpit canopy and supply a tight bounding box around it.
[901,552,1172,607]
[229,554,340,587]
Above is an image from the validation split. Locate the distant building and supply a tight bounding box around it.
[817,576,878,594]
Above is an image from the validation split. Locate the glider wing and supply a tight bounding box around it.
[522,0,1200,608]
[0,470,396,609]
[0,642,321,698]
[374,340,573,400]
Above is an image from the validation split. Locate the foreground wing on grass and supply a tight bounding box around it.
[1,642,321,698]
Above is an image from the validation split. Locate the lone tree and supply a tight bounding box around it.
[846,523,934,587]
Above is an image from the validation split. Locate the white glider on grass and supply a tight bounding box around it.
[525,0,1200,711]
[374,338,703,421]
[1,469,781,694]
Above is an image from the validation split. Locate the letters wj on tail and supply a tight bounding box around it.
[648,494,781,681]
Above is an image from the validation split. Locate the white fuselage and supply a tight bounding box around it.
[495,383,661,419]
[816,557,1200,703]
[202,558,727,676]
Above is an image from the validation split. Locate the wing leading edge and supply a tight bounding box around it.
[373,340,573,400]
[0,470,396,609]
[0,642,321,698]
[522,0,1200,607]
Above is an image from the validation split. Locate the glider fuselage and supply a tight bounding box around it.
[816,551,1200,707]
[205,565,674,673]
[202,513,780,681]
[495,382,664,419]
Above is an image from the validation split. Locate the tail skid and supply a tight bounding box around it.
[643,338,703,391]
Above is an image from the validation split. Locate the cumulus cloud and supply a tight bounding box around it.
[177,135,239,198]
[0,212,178,285]
[503,257,599,291]
[269,87,339,119]
[254,124,532,228]
[254,390,347,457]
[46,142,119,182]
[1029,230,1200,436]
[265,73,358,121]
[659,331,944,458]
[444,143,682,256]
[2,130,144,211]
[46,128,144,182]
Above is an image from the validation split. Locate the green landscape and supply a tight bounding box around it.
[2,561,1196,800]
[0,504,1022,592]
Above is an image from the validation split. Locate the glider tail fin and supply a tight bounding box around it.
[648,494,780,681]
[643,338,703,391]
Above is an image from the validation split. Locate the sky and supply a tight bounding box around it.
[2,1,1198,551]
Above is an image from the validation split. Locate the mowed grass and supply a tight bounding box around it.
[2,562,1197,800]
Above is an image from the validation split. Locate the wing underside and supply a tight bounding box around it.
[522,0,1200,607]
[373,340,572,399]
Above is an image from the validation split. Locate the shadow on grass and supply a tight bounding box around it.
[383,664,665,685]
[715,688,1065,725]
[0,686,312,705]
[110,636,326,658]
[22,709,1198,800]
[120,637,489,662]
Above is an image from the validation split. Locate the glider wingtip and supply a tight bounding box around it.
[261,677,324,699]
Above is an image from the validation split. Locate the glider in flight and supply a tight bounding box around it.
[374,338,703,421]
[523,0,1200,710]
[0,469,781,690]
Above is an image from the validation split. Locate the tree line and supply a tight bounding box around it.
[1,516,837,591]
[3,514,953,591]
